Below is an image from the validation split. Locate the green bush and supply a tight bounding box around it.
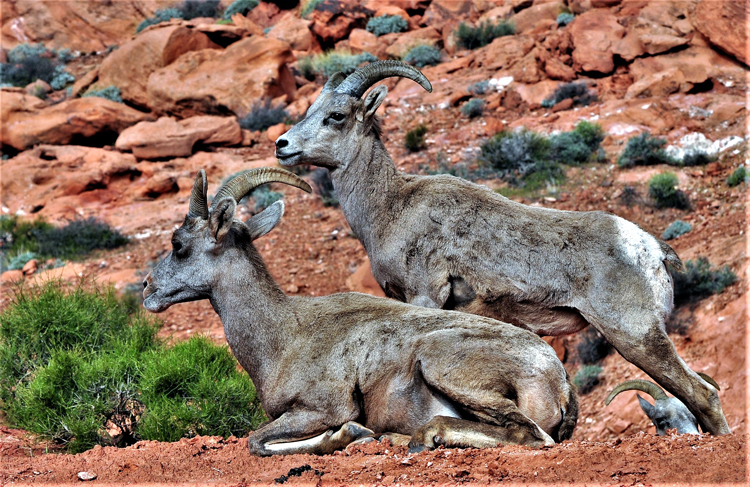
[576,328,612,365]
[661,220,692,241]
[461,98,485,118]
[468,80,490,95]
[311,51,378,78]
[648,172,689,209]
[297,56,315,80]
[366,15,408,36]
[239,98,288,132]
[617,132,674,168]
[727,166,748,187]
[403,45,442,68]
[310,169,338,207]
[455,21,515,50]
[1,43,60,87]
[50,65,75,91]
[549,122,604,166]
[541,82,596,108]
[136,8,183,33]
[301,0,324,18]
[556,13,575,26]
[251,185,284,212]
[673,257,737,305]
[177,0,221,20]
[573,365,602,395]
[82,85,123,103]
[405,124,428,152]
[0,282,264,453]
[6,251,37,271]
[223,0,258,19]
[681,151,714,167]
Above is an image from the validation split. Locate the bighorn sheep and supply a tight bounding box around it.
[605,374,720,435]
[274,60,729,435]
[142,167,578,456]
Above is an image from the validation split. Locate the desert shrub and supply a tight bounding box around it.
[297,56,315,80]
[618,186,640,207]
[648,172,689,209]
[6,251,37,271]
[82,85,123,103]
[661,220,692,240]
[366,15,408,36]
[727,166,748,187]
[461,98,485,118]
[136,8,183,33]
[251,185,284,212]
[403,45,442,68]
[468,80,490,95]
[576,328,612,365]
[549,122,604,166]
[455,21,515,50]
[542,82,596,108]
[672,257,737,305]
[310,169,338,207]
[681,151,714,167]
[311,51,378,78]
[557,12,575,26]
[573,365,602,395]
[239,98,288,132]
[0,43,59,87]
[301,0,324,18]
[0,215,52,256]
[224,0,259,18]
[405,124,428,152]
[177,0,221,20]
[50,65,75,90]
[617,132,673,168]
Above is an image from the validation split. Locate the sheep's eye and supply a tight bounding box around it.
[329,112,345,122]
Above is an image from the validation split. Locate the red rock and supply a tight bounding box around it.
[25,79,51,96]
[624,68,686,100]
[478,5,514,24]
[246,1,282,29]
[638,33,688,56]
[384,26,441,58]
[551,98,574,112]
[514,79,559,105]
[309,0,373,44]
[266,123,289,142]
[141,174,178,198]
[116,116,241,160]
[691,0,748,65]
[348,28,389,57]
[147,36,296,118]
[510,2,565,34]
[345,258,385,297]
[241,129,260,147]
[71,67,99,98]
[1,270,24,284]
[1,97,153,151]
[21,259,38,276]
[267,12,314,52]
[544,57,575,81]
[374,6,410,21]
[569,9,626,74]
[472,35,535,70]
[423,0,474,31]
[510,48,545,84]
[230,14,264,36]
[542,336,567,362]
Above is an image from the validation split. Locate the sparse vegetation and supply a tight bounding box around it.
[301,0,324,19]
[468,80,490,95]
[681,151,714,167]
[461,98,485,118]
[136,8,183,33]
[366,15,408,36]
[137,0,222,32]
[297,56,315,80]
[223,0,259,19]
[309,51,378,78]
[311,169,338,207]
[727,166,748,187]
[573,365,603,395]
[661,220,692,241]
[619,186,640,207]
[50,65,76,90]
[541,82,596,109]
[672,257,737,305]
[251,185,284,212]
[455,21,515,50]
[648,172,689,209]
[576,328,613,365]
[403,45,442,68]
[239,98,289,132]
[617,132,674,168]
[0,281,264,453]
[404,124,428,152]
[82,85,123,103]
[0,43,64,87]
[548,121,605,166]
[556,13,575,26]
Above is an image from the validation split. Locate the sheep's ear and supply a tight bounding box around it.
[636,394,656,420]
[209,197,236,243]
[359,85,388,122]
[246,200,284,241]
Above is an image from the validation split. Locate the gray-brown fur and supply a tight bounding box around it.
[274,61,729,436]
[142,169,577,456]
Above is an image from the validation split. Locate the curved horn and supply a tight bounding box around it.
[697,372,720,391]
[188,169,208,219]
[604,379,668,405]
[210,167,312,210]
[335,60,433,99]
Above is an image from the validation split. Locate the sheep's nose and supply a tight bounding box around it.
[275,138,288,149]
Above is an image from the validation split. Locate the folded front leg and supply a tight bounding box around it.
[248,410,373,456]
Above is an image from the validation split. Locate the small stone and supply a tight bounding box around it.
[22,259,38,275]
[285,284,299,294]
[266,123,288,142]
[77,471,97,481]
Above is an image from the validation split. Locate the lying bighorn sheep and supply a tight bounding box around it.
[142,167,578,456]
[274,60,729,436]
[606,374,720,435]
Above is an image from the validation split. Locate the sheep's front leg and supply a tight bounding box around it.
[248,411,374,456]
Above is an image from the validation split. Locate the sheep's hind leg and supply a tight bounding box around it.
[408,415,554,453]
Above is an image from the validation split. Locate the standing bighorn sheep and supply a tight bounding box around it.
[274,60,729,436]
[142,168,578,455]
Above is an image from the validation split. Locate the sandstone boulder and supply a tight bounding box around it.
[116,116,241,159]
[629,46,744,86]
[95,24,221,108]
[624,68,688,99]
[472,35,535,71]
[348,28,389,57]
[309,0,373,44]
[569,9,626,74]
[423,0,475,32]
[267,12,314,52]
[691,0,748,65]
[147,36,296,118]
[384,27,442,58]
[510,2,565,34]
[2,96,153,151]
[374,6,410,22]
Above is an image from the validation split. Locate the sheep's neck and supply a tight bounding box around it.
[332,135,402,253]
[209,251,295,402]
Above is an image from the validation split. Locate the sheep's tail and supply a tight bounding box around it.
[659,240,685,272]
[556,376,579,442]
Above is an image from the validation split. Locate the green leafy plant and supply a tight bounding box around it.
[541,82,596,108]
[617,132,674,168]
[672,257,737,305]
[461,98,485,118]
[681,151,714,167]
[310,51,378,78]
[661,220,692,241]
[366,15,408,36]
[556,12,575,26]
[455,21,515,50]
[405,124,428,152]
[576,328,612,365]
[727,166,748,187]
[403,44,442,68]
[82,85,123,103]
[223,0,258,19]
[648,172,689,209]
[310,168,338,207]
[573,365,603,395]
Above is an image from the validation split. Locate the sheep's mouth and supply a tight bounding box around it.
[275,151,302,165]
